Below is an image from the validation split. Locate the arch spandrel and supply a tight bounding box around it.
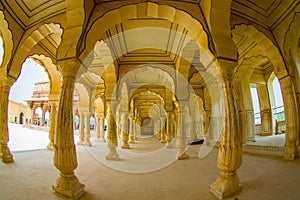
[0,11,13,73]
[7,23,62,79]
[232,24,288,79]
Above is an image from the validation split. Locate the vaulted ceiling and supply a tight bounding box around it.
[231,0,297,29]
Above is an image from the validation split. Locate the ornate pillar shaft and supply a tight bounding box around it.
[133,118,137,140]
[96,116,100,139]
[166,112,173,148]
[129,117,135,143]
[83,113,91,146]
[191,121,198,139]
[210,61,242,199]
[31,105,37,125]
[135,120,141,139]
[281,76,299,160]
[160,117,166,143]
[203,110,211,143]
[175,101,189,160]
[47,101,57,150]
[77,111,84,145]
[198,115,204,139]
[99,116,105,142]
[121,112,130,149]
[41,109,46,126]
[105,101,119,160]
[52,60,84,198]
[0,77,14,163]
[157,120,161,140]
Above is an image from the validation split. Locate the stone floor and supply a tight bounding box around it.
[1,123,300,200]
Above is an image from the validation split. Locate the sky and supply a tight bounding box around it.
[9,58,49,104]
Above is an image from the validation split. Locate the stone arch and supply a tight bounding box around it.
[79,2,210,62]
[233,24,300,159]
[0,11,13,71]
[88,40,116,101]
[119,65,175,94]
[130,89,165,117]
[232,24,288,79]
[7,23,62,79]
[94,96,105,115]
[78,2,219,86]
[75,83,90,109]
[30,54,61,96]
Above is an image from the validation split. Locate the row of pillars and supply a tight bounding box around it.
[30,104,50,126]
[1,58,298,200]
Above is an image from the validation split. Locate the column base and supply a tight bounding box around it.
[176,152,189,160]
[83,139,92,146]
[0,144,14,163]
[47,142,54,150]
[95,137,106,142]
[106,142,119,160]
[166,142,173,148]
[53,173,85,199]
[210,171,241,199]
[203,139,210,145]
[121,143,130,149]
[284,152,298,160]
[129,136,135,143]
[105,150,119,160]
[77,140,84,146]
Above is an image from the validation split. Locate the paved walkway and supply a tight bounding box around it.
[1,130,300,200]
[7,123,80,152]
[8,123,287,152]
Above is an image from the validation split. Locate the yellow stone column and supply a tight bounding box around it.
[160,117,166,143]
[105,101,119,160]
[47,99,58,150]
[121,112,130,149]
[83,112,92,146]
[52,59,85,198]
[175,101,189,160]
[95,114,105,142]
[281,76,299,160]
[166,112,173,148]
[210,60,242,199]
[135,119,141,139]
[157,119,162,140]
[77,111,84,145]
[31,105,37,125]
[129,117,135,143]
[99,115,105,142]
[203,110,211,145]
[0,76,15,163]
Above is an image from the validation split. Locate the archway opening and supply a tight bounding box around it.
[19,112,24,125]
[250,85,261,134]
[141,117,154,136]
[270,76,285,134]
[8,58,50,151]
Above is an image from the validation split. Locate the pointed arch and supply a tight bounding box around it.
[7,23,62,79]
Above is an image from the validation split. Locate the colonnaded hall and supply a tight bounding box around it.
[0,0,299,200]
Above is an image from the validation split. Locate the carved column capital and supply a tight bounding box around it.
[57,58,81,78]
